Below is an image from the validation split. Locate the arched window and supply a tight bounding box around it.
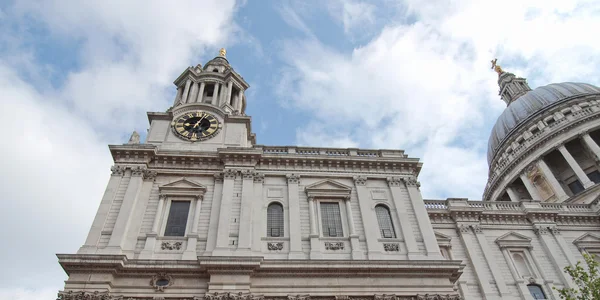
[375,205,396,238]
[527,284,546,300]
[512,252,532,278]
[213,68,219,72]
[267,203,284,237]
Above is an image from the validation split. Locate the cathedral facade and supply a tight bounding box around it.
[57,52,600,300]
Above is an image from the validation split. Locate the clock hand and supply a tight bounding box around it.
[193,115,206,128]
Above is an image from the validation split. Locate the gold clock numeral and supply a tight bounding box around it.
[191,132,198,139]
[187,113,194,118]
[195,112,203,117]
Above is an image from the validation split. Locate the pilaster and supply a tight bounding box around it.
[386,176,419,259]
[456,224,496,300]
[344,195,362,259]
[354,176,382,259]
[251,173,264,254]
[472,225,510,297]
[533,224,576,290]
[205,172,224,255]
[213,169,237,255]
[287,174,303,259]
[236,169,255,255]
[78,166,124,254]
[308,196,321,259]
[139,194,166,259]
[401,176,442,259]
[182,194,203,260]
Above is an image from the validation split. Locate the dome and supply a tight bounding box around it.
[487,82,600,165]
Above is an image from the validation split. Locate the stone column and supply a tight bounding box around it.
[354,176,382,259]
[237,90,244,112]
[182,195,203,260]
[139,194,166,259]
[534,225,576,289]
[386,176,419,258]
[558,145,594,188]
[456,224,495,300]
[212,83,220,106]
[214,169,237,255]
[343,195,362,259]
[237,170,255,255]
[205,173,224,254]
[226,81,233,106]
[196,82,205,103]
[505,186,520,202]
[189,82,198,104]
[308,196,321,259]
[174,86,183,105]
[402,176,442,259]
[78,166,125,254]
[520,173,542,201]
[251,173,265,253]
[287,174,303,259]
[105,166,146,253]
[582,133,600,162]
[472,225,510,297]
[537,159,569,201]
[182,79,192,104]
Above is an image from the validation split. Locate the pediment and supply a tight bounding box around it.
[435,232,452,247]
[159,178,207,198]
[495,232,532,249]
[305,179,352,199]
[573,233,600,250]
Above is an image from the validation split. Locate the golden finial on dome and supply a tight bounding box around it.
[219,48,226,57]
[490,58,504,75]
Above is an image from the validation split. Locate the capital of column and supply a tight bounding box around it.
[143,169,157,181]
[241,169,255,180]
[254,172,265,183]
[111,165,125,176]
[456,224,471,235]
[214,172,224,183]
[287,174,300,184]
[353,176,367,186]
[159,194,168,201]
[130,165,147,177]
[386,176,402,187]
[223,169,238,180]
[401,176,420,188]
[533,225,550,236]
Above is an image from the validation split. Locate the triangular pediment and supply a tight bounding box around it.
[159,178,207,198]
[435,232,452,247]
[573,233,600,250]
[305,179,352,199]
[495,232,532,249]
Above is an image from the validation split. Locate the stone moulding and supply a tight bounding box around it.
[267,242,284,251]
[56,293,461,300]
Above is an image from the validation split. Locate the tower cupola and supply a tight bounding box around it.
[172,48,249,115]
[491,59,532,106]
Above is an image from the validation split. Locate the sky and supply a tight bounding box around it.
[1,0,600,298]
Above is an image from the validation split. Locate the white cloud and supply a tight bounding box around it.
[0,0,237,296]
[327,0,377,39]
[277,0,600,199]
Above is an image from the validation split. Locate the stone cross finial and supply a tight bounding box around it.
[219,48,226,57]
[491,58,503,75]
[128,130,140,144]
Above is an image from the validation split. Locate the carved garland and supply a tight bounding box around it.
[267,242,284,251]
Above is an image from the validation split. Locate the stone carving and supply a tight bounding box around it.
[383,243,400,252]
[456,224,471,235]
[374,294,398,300]
[143,169,157,181]
[287,295,310,300]
[402,176,420,188]
[267,242,283,251]
[214,172,224,183]
[386,177,402,187]
[224,169,238,179]
[416,295,461,300]
[353,176,367,186]
[130,166,146,177]
[150,273,173,292]
[128,131,140,144]
[325,242,344,250]
[57,291,115,300]
[204,292,265,300]
[533,226,549,235]
[335,296,349,300]
[550,227,561,235]
[254,172,265,183]
[241,169,255,180]
[287,174,300,184]
[161,241,182,250]
[111,165,125,176]
[471,225,483,234]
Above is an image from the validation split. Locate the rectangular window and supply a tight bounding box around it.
[164,201,191,236]
[587,170,600,184]
[320,202,343,237]
[568,180,585,195]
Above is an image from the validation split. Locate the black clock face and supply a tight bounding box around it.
[171,111,220,141]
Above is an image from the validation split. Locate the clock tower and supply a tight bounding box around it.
[146,48,255,152]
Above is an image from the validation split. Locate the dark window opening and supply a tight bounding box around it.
[267,203,284,237]
[531,127,540,134]
[213,68,219,72]
[527,284,546,300]
[375,205,396,238]
[568,180,585,195]
[206,85,214,97]
[587,170,600,184]
[321,202,343,237]
[546,118,555,125]
[164,201,190,236]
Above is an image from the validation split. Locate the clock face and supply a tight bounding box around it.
[171,111,220,141]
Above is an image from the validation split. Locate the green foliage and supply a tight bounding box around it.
[554,254,600,300]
